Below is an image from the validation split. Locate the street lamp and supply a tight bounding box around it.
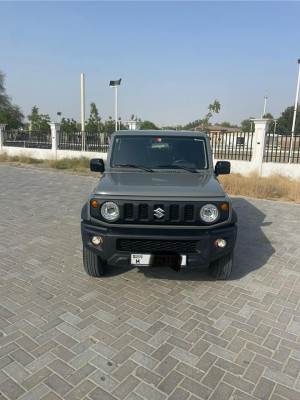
[109,79,121,132]
[289,59,300,163]
[262,92,268,117]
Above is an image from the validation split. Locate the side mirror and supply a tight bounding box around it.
[215,161,230,176]
[90,158,105,173]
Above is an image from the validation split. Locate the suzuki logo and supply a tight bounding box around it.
[154,207,165,219]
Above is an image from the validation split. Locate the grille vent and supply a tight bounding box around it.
[117,239,197,253]
[124,203,134,219]
[184,205,195,221]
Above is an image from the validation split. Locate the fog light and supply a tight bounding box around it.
[91,236,103,245]
[215,238,227,248]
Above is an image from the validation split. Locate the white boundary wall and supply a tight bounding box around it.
[214,158,300,179]
[1,146,108,162]
[1,121,299,180]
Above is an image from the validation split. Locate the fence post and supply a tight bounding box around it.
[50,122,61,158]
[0,124,7,152]
[251,118,271,176]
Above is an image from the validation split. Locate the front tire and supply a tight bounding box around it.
[83,246,106,277]
[209,252,233,280]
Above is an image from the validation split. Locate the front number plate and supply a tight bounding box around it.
[131,254,187,267]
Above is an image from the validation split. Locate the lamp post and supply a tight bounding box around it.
[109,79,121,132]
[262,92,268,117]
[289,59,300,163]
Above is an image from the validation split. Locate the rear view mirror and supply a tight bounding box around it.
[215,161,230,176]
[90,158,105,173]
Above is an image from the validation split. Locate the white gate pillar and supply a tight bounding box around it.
[50,122,61,157]
[251,118,272,176]
[0,124,7,152]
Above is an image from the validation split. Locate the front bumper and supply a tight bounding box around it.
[81,221,237,268]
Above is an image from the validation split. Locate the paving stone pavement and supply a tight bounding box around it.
[0,164,299,400]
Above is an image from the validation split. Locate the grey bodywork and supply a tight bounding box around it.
[95,130,226,199]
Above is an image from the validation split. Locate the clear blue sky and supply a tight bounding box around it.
[1,1,300,126]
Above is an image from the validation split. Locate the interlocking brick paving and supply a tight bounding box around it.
[0,164,299,400]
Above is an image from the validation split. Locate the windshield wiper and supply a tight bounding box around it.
[114,164,154,172]
[155,164,198,173]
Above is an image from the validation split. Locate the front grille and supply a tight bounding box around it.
[185,205,194,221]
[124,203,134,219]
[117,239,198,253]
[170,205,179,220]
[139,204,149,220]
[91,200,229,226]
[123,202,196,224]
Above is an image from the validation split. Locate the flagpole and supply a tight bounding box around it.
[115,86,118,132]
[109,79,122,133]
[289,59,300,163]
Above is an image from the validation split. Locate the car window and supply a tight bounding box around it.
[111,136,208,169]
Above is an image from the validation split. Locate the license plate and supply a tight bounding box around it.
[131,254,187,267]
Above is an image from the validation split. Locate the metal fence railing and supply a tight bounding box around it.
[3,130,51,149]
[59,131,110,152]
[264,133,300,163]
[208,131,253,161]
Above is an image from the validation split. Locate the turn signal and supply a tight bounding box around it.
[221,203,228,211]
[91,200,99,208]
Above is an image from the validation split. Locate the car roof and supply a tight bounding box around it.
[112,130,208,138]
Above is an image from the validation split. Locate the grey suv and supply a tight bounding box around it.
[81,130,237,279]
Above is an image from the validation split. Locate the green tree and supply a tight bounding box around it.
[163,125,181,130]
[241,117,255,132]
[130,114,141,122]
[27,106,50,131]
[103,116,115,134]
[85,102,102,132]
[276,105,300,134]
[0,70,24,130]
[0,105,24,130]
[262,112,275,132]
[140,120,159,130]
[61,117,78,133]
[183,100,221,131]
[0,70,11,109]
[215,121,239,128]
[118,117,127,130]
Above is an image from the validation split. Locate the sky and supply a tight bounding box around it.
[1,1,300,127]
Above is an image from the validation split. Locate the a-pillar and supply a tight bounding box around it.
[251,119,272,176]
[50,122,61,158]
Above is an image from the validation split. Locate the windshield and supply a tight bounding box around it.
[111,136,208,170]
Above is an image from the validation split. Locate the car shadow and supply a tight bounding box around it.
[104,197,275,281]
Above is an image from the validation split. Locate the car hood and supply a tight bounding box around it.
[94,171,226,198]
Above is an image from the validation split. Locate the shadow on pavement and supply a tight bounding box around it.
[104,197,275,281]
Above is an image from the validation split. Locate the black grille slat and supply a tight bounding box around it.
[117,239,197,253]
[139,204,149,220]
[184,205,195,221]
[124,203,134,219]
[170,205,179,221]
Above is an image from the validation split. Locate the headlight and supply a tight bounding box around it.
[101,202,120,221]
[200,204,219,223]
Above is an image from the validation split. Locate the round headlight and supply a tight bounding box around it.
[200,204,219,223]
[101,202,120,221]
